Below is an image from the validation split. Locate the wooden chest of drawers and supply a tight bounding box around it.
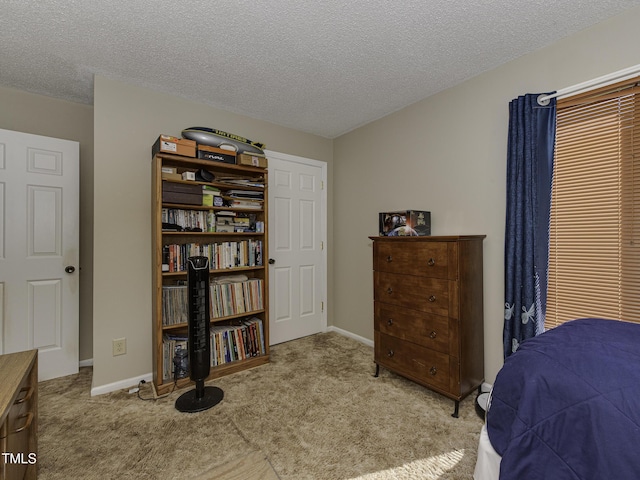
[370,236,485,417]
[0,350,38,480]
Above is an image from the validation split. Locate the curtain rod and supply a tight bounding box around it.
[537,63,640,106]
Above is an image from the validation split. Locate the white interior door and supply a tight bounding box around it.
[0,128,79,381]
[266,151,327,345]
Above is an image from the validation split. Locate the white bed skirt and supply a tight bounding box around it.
[473,424,501,480]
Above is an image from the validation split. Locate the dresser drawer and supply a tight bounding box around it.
[374,271,451,317]
[375,332,450,392]
[2,385,34,480]
[374,241,451,279]
[374,302,450,354]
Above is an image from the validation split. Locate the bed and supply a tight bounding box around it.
[474,318,640,480]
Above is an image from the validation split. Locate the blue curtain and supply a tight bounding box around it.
[504,93,556,359]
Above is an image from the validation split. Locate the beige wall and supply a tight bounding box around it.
[0,86,95,363]
[333,7,640,383]
[92,76,333,389]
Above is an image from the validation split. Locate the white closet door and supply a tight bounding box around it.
[0,128,79,381]
[267,151,326,345]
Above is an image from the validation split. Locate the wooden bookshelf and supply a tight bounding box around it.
[152,151,269,395]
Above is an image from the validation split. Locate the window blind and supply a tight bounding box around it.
[546,77,640,329]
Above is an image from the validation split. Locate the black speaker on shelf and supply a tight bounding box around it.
[175,256,224,413]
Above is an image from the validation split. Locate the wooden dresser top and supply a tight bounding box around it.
[369,235,486,242]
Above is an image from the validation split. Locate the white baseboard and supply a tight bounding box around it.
[79,358,93,368]
[91,372,153,396]
[327,326,374,348]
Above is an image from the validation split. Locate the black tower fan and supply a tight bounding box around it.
[175,256,224,412]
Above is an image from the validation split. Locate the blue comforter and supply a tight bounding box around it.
[486,318,640,480]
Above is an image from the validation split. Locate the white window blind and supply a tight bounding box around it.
[546,78,640,329]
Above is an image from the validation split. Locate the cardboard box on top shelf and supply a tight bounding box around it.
[237,152,268,168]
[152,135,196,157]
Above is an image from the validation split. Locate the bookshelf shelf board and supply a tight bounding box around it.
[162,203,264,214]
[158,152,266,174]
[210,308,267,322]
[156,354,270,396]
[162,309,267,331]
[161,231,265,236]
[162,266,265,277]
[161,178,265,192]
[217,184,264,192]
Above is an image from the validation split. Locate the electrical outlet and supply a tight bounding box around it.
[113,338,126,356]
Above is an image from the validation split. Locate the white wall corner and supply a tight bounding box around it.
[327,326,374,348]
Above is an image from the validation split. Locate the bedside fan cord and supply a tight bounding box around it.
[136,377,177,402]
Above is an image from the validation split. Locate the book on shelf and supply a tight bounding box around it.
[162,240,263,272]
[202,185,221,195]
[228,198,262,210]
[203,186,221,207]
[217,216,234,227]
[216,176,265,189]
[161,273,263,334]
[210,278,263,318]
[210,317,266,366]
[227,190,264,200]
[162,285,188,326]
[162,208,216,232]
[215,214,254,232]
[162,319,266,377]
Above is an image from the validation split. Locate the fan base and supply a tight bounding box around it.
[175,386,224,413]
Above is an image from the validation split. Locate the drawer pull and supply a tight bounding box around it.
[15,386,34,404]
[0,412,35,439]
[13,412,34,434]
[387,350,394,357]
[387,318,393,326]
[427,258,435,266]
[386,255,393,262]
[387,287,393,295]
[429,331,437,339]
[429,366,437,376]
[428,295,436,302]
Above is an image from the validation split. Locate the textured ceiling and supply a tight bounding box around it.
[2,1,640,138]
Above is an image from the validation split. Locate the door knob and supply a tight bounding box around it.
[65,266,76,274]
[268,258,275,264]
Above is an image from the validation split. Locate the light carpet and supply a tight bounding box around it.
[194,451,281,480]
[37,332,483,479]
